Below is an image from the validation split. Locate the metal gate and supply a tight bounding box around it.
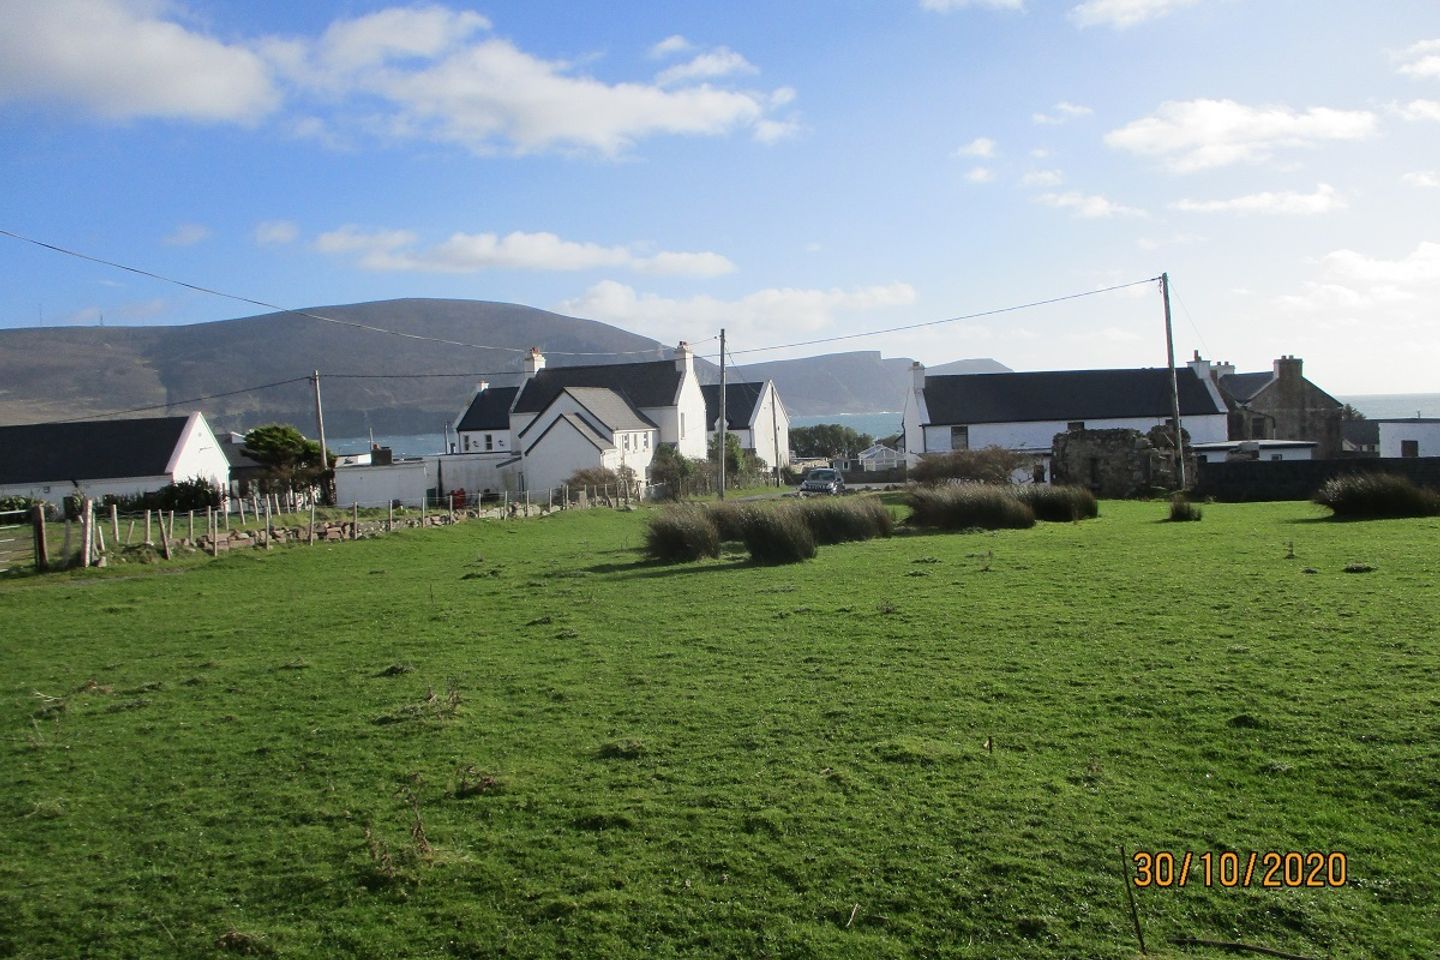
[0,509,34,573]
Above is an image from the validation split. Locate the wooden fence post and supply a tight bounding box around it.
[31,505,48,573]
[352,502,359,539]
[125,519,135,546]
[110,503,119,544]
[388,500,394,532]
[188,509,195,543]
[144,509,152,545]
[159,511,173,561]
[81,499,94,568]
[264,497,273,540]
[308,501,316,545]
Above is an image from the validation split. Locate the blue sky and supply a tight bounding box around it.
[2,0,1437,393]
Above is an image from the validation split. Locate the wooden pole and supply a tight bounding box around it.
[159,511,172,561]
[264,496,273,539]
[388,500,394,532]
[238,497,246,525]
[719,326,727,500]
[144,509,152,545]
[448,493,455,524]
[312,370,329,504]
[211,510,220,557]
[80,499,93,568]
[95,521,106,558]
[31,504,48,573]
[1161,272,1186,490]
[352,502,359,539]
[110,503,119,544]
[125,519,135,546]
[188,509,195,543]
[308,501,316,545]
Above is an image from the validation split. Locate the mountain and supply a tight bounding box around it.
[0,298,1009,432]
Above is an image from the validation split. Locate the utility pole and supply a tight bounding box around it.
[1161,273,1186,490]
[718,328,727,501]
[312,370,330,504]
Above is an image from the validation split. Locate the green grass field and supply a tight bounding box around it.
[2,500,1436,959]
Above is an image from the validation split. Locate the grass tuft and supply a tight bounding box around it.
[1314,473,1440,519]
[1168,493,1203,522]
[737,506,818,565]
[1015,484,1099,522]
[905,484,1035,531]
[644,507,720,563]
[794,496,894,544]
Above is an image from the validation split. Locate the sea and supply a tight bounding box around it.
[330,395,1439,459]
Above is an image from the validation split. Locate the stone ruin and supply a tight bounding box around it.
[1050,427,1196,498]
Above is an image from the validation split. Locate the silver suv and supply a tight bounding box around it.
[798,468,845,496]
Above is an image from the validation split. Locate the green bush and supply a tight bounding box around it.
[1016,484,1099,522]
[644,508,721,563]
[738,505,817,565]
[1313,473,1440,519]
[911,447,1031,485]
[795,496,894,544]
[905,484,1035,530]
[1168,493,1203,522]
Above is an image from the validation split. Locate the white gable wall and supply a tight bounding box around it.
[522,418,611,493]
[749,383,790,468]
[168,412,231,490]
[1379,420,1440,458]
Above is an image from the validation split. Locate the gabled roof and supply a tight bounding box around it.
[700,382,764,431]
[0,416,193,485]
[456,386,519,432]
[512,360,681,414]
[922,368,1224,426]
[1217,372,1274,403]
[522,413,612,456]
[516,387,656,442]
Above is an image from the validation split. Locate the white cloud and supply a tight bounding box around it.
[1106,99,1378,172]
[1033,101,1093,124]
[965,166,995,183]
[1323,241,1440,286]
[1070,0,1200,29]
[1393,99,1440,122]
[954,136,996,158]
[920,0,1025,10]
[1172,183,1346,215]
[1395,38,1440,79]
[556,280,917,340]
[312,6,490,76]
[656,47,757,86]
[1402,170,1440,188]
[753,118,802,143]
[254,220,300,245]
[649,35,694,59]
[313,225,735,276]
[1030,147,1051,158]
[1034,191,1147,218]
[164,223,212,246]
[0,0,278,122]
[1020,168,1064,187]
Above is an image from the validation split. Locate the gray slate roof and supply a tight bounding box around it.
[1342,420,1380,447]
[700,382,764,431]
[0,416,191,485]
[1217,372,1274,403]
[512,361,680,414]
[456,386,520,432]
[560,387,656,433]
[922,368,1223,426]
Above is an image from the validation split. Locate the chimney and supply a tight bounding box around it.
[911,361,926,394]
[674,340,693,375]
[1186,351,1212,381]
[1216,360,1236,379]
[1273,355,1302,382]
[523,347,546,379]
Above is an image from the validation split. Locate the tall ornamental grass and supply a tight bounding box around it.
[904,485,1036,530]
[1015,484,1099,522]
[1314,473,1440,519]
[644,507,721,563]
[794,497,894,544]
[737,506,818,565]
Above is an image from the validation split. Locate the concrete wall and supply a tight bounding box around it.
[1379,420,1440,458]
[0,474,174,505]
[429,453,519,497]
[334,461,430,508]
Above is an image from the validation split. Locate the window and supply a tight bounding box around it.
[1067,421,1085,432]
[1402,439,1419,458]
[463,435,471,451]
[950,425,969,451]
[1270,454,1283,462]
[484,434,493,451]
[643,434,650,450]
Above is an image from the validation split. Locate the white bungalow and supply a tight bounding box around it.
[902,362,1229,480]
[0,412,230,506]
[1377,418,1440,459]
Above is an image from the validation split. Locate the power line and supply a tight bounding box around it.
[1164,277,1213,360]
[0,227,704,357]
[719,276,1162,358]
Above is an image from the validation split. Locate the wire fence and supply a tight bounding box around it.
[0,509,33,573]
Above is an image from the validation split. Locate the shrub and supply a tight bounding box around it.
[795,496,894,544]
[911,447,1031,485]
[1016,484,1098,522]
[707,501,752,542]
[1168,493,1203,522]
[644,508,720,563]
[904,484,1035,530]
[1313,473,1440,519]
[649,445,697,501]
[738,505,817,565]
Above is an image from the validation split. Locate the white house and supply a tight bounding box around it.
[1377,418,1440,459]
[0,412,230,505]
[334,459,431,508]
[700,380,791,469]
[445,342,701,496]
[903,362,1229,479]
[1191,440,1317,463]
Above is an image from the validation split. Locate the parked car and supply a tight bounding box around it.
[798,468,845,496]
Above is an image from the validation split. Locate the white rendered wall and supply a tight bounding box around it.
[334,462,430,508]
[169,414,232,490]
[922,414,1229,454]
[1379,421,1440,458]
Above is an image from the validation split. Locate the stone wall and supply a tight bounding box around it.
[1051,428,1196,498]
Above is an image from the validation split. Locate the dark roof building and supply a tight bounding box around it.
[511,360,682,414]
[455,386,520,432]
[1197,354,1344,458]
[922,367,1225,425]
[0,416,194,485]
